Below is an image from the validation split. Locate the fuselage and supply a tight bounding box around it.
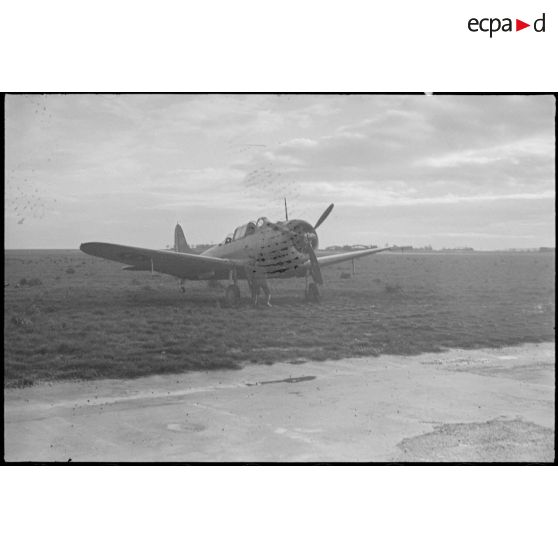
[202,217,317,280]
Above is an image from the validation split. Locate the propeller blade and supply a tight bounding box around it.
[307,244,323,285]
[314,203,334,229]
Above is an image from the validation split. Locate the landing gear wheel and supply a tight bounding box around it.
[305,282,320,303]
[224,285,241,307]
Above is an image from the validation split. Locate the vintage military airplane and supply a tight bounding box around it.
[80,204,392,305]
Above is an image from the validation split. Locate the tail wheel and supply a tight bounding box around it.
[305,282,320,303]
[224,285,241,307]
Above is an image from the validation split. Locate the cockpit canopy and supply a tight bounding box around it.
[226,217,271,243]
[233,221,256,241]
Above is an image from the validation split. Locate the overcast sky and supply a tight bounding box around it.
[5,94,555,250]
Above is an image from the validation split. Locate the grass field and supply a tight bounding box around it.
[4,250,555,387]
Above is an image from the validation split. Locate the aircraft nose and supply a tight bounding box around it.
[304,231,318,251]
[288,221,318,253]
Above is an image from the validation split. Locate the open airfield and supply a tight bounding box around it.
[4,249,556,461]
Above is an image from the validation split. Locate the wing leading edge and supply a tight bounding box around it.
[313,246,394,268]
[80,242,244,280]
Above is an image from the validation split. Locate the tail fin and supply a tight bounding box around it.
[174,224,191,253]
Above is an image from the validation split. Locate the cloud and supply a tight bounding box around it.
[4,94,555,249]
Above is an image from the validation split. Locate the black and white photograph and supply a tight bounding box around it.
[3,93,555,462]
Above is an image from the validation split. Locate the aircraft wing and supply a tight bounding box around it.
[80,242,244,280]
[313,246,393,268]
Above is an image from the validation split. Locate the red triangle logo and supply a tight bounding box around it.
[516,19,530,31]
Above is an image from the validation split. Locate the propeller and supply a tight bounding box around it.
[314,203,334,230]
[306,239,323,284]
[306,203,334,283]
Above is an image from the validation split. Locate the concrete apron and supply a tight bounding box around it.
[4,343,554,462]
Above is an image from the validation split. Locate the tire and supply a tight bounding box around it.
[224,285,241,307]
[306,282,320,303]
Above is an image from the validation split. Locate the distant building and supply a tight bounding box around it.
[441,247,474,252]
[396,245,433,252]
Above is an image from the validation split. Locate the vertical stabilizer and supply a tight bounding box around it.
[174,224,191,253]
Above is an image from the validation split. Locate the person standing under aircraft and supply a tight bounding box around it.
[248,272,272,307]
